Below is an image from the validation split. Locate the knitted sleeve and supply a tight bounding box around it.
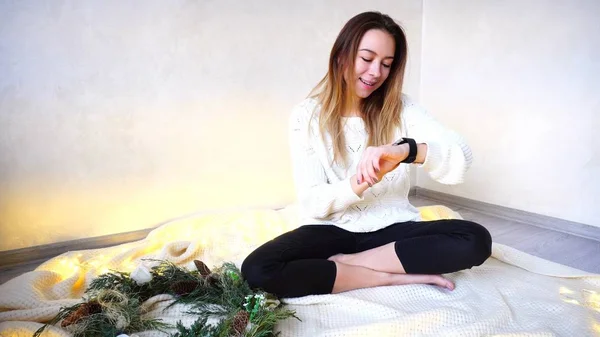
[403,96,473,184]
[288,100,363,221]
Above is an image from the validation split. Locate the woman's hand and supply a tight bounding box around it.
[356,143,408,186]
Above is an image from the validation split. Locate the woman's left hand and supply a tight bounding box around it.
[356,143,408,186]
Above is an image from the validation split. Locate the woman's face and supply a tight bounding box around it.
[351,29,395,99]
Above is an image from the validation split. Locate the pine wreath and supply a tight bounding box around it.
[34,260,298,337]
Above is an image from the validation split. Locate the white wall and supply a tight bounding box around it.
[418,0,600,226]
[0,1,423,251]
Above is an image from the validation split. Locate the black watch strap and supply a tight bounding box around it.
[393,137,418,163]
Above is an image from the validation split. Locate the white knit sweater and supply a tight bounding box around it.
[288,95,473,232]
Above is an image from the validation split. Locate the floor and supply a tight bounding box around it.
[1,195,599,285]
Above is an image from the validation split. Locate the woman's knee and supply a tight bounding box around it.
[241,249,277,290]
[467,221,492,266]
[458,220,492,265]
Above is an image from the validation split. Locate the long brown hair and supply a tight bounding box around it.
[309,12,408,167]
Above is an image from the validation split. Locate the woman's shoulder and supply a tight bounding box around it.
[400,93,419,110]
[289,97,321,125]
[400,93,429,120]
[292,97,320,115]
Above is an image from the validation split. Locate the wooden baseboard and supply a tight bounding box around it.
[415,187,600,242]
[409,186,417,196]
[0,227,154,269]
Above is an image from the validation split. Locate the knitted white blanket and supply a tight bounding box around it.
[0,205,598,336]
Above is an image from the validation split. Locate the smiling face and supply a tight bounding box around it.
[351,29,396,99]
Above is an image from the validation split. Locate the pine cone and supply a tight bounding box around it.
[87,301,102,315]
[231,310,250,334]
[61,301,102,327]
[170,280,200,296]
[206,273,220,287]
[194,260,211,277]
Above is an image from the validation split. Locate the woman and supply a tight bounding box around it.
[242,11,492,298]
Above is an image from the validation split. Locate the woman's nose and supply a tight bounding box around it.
[369,62,381,78]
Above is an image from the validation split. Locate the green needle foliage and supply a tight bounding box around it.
[33,260,297,337]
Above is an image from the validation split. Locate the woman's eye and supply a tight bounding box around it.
[361,57,372,62]
[383,63,391,68]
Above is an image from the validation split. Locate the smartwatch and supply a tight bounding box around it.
[392,137,417,164]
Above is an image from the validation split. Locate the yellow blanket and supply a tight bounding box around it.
[0,205,598,336]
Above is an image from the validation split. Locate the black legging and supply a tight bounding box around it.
[241,219,492,298]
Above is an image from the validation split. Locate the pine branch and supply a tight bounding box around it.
[171,318,221,337]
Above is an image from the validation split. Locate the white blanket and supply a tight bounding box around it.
[0,205,598,336]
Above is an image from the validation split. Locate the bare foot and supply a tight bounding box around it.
[390,273,455,290]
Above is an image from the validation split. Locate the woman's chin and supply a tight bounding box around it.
[356,91,372,99]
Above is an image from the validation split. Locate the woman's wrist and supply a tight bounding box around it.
[414,143,427,164]
[399,143,410,163]
[396,142,427,164]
